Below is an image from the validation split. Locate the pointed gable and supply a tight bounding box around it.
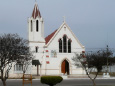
[32,3,41,19]
[45,29,57,44]
[45,22,84,48]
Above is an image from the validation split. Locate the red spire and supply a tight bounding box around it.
[32,3,41,19]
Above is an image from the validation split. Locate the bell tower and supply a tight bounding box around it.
[28,2,45,42]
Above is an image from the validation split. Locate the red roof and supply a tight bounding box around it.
[32,3,41,19]
[45,29,57,44]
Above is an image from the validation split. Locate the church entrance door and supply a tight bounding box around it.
[61,60,69,75]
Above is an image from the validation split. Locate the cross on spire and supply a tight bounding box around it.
[63,16,66,22]
[35,0,37,4]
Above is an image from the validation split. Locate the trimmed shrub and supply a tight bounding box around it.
[41,76,63,86]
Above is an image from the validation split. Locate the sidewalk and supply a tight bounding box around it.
[8,74,115,80]
[67,74,115,79]
[31,74,115,80]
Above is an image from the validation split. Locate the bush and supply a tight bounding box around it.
[41,76,63,86]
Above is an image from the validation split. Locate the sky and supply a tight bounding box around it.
[0,0,115,51]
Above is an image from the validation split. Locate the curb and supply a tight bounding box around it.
[8,77,115,80]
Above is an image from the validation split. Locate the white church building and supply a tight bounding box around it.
[8,2,86,77]
[28,2,85,76]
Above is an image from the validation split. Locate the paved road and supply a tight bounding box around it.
[0,79,115,86]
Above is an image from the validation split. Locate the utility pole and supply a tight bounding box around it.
[107,45,109,73]
[103,45,110,78]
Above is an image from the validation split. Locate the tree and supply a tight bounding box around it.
[0,34,32,86]
[72,49,114,86]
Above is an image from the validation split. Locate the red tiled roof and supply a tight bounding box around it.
[32,3,41,19]
[45,29,57,44]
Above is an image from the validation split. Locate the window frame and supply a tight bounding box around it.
[59,39,62,53]
[63,35,67,53]
[36,20,39,32]
[31,20,33,32]
[68,39,71,53]
[14,64,23,71]
[35,46,38,53]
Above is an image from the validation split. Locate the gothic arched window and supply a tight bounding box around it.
[36,20,39,32]
[31,20,33,32]
[63,35,67,53]
[59,39,62,53]
[68,39,71,53]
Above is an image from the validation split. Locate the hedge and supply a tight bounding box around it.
[41,76,63,86]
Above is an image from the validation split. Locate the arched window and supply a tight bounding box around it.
[31,20,33,32]
[35,46,38,53]
[59,39,62,53]
[36,20,39,32]
[68,39,71,53]
[63,35,67,53]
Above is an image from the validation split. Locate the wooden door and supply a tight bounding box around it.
[61,60,66,73]
[66,61,69,75]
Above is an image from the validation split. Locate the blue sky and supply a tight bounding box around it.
[0,0,115,51]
